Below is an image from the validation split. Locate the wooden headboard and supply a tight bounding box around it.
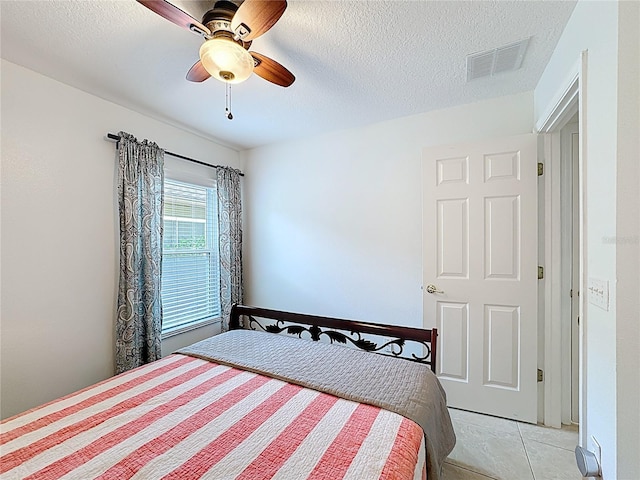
[229,304,438,373]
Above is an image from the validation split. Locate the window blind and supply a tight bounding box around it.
[161,179,221,333]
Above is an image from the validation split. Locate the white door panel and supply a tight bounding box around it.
[423,134,538,423]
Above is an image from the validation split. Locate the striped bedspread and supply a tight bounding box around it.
[1,354,426,479]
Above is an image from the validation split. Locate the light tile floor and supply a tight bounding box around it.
[443,408,583,480]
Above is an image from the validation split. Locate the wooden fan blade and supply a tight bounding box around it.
[186,60,211,82]
[231,0,287,41]
[137,0,211,36]
[251,52,295,87]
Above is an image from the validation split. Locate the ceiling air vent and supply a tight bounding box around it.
[466,37,530,81]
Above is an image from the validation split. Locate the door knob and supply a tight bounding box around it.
[425,284,444,294]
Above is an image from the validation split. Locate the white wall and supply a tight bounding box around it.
[615,3,640,478]
[0,60,239,419]
[535,1,639,478]
[242,92,533,328]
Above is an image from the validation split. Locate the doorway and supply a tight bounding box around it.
[537,51,587,438]
[560,118,580,426]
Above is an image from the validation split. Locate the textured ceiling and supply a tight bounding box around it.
[1,0,576,150]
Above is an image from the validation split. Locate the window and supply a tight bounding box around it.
[161,179,220,335]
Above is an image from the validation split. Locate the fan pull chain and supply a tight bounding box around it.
[225,83,233,120]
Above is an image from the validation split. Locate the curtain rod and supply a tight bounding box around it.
[106,133,244,176]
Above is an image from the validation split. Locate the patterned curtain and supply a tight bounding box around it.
[216,166,243,331]
[115,132,165,374]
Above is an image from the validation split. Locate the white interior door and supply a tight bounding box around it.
[422,134,538,423]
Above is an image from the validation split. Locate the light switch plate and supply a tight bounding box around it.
[588,278,609,311]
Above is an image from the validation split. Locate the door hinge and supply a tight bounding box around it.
[538,266,544,279]
[538,162,544,176]
[537,369,544,382]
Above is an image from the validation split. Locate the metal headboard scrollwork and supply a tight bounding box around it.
[229,304,438,373]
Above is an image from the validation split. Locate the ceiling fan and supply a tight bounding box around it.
[137,0,295,88]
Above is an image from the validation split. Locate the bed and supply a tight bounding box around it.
[1,304,455,479]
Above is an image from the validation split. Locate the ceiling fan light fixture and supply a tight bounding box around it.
[199,38,254,84]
